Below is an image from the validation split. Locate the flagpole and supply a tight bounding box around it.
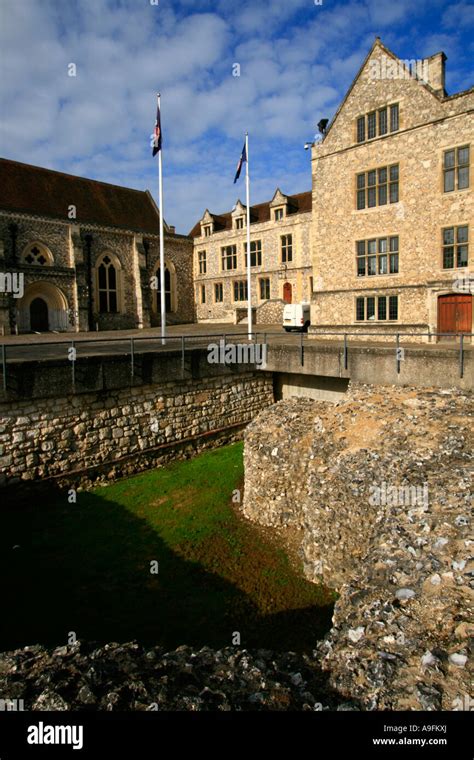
[157,92,166,345]
[245,132,252,339]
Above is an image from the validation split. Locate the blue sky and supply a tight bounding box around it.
[0,0,473,234]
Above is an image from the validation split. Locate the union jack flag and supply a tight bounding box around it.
[152,103,162,156]
[233,142,246,183]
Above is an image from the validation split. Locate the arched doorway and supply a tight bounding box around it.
[437,293,472,339]
[16,282,70,333]
[30,297,49,331]
[283,282,292,304]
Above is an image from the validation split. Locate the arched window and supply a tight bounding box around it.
[155,262,176,313]
[21,242,54,266]
[95,253,122,313]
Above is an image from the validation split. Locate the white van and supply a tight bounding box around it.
[283,302,311,332]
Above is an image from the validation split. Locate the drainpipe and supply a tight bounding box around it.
[8,223,18,265]
[84,234,94,331]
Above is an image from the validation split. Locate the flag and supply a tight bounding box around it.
[152,103,162,156]
[233,142,246,183]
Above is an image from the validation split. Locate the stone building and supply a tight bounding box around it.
[0,159,194,334]
[310,38,473,341]
[189,189,312,324]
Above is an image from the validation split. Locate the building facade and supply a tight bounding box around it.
[190,190,312,324]
[0,159,194,335]
[310,38,473,341]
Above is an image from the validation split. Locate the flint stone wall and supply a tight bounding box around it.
[241,384,473,710]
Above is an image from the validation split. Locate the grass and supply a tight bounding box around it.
[1,443,335,652]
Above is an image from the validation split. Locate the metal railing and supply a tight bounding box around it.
[0,329,472,393]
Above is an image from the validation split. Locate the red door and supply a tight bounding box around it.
[283,282,292,304]
[438,294,472,339]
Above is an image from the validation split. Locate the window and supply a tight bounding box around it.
[356,236,399,276]
[356,116,365,143]
[367,111,376,140]
[442,225,469,268]
[274,208,284,221]
[357,164,399,209]
[214,283,223,303]
[203,225,212,237]
[444,146,470,192]
[233,280,248,301]
[390,104,399,133]
[356,295,398,321]
[259,278,270,300]
[356,104,398,143]
[97,255,119,313]
[155,264,174,313]
[236,217,245,229]
[198,250,206,274]
[201,285,206,304]
[22,243,53,266]
[281,234,293,263]
[221,245,237,270]
[244,240,262,267]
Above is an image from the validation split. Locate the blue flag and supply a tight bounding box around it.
[152,103,162,156]
[233,142,246,183]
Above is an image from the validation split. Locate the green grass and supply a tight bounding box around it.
[2,443,335,652]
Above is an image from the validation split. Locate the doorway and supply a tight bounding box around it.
[283,282,292,304]
[30,297,49,331]
[437,294,472,339]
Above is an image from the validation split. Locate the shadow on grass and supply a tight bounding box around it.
[2,485,334,653]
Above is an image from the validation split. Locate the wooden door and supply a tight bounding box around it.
[437,294,472,338]
[283,282,292,304]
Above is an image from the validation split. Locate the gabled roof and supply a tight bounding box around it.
[0,158,164,235]
[189,190,312,238]
[320,37,460,143]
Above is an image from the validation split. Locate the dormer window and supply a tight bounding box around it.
[203,225,212,237]
[274,208,284,221]
[236,217,245,230]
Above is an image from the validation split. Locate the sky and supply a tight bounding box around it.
[0,0,473,235]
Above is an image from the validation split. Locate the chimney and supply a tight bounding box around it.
[168,225,176,234]
[426,52,447,96]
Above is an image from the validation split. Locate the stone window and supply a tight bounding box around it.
[21,242,53,266]
[198,250,207,274]
[244,240,262,267]
[233,280,248,301]
[96,253,121,313]
[221,245,237,271]
[356,236,399,276]
[443,146,470,192]
[203,225,212,237]
[442,225,469,269]
[259,277,270,300]
[356,104,398,143]
[235,217,245,229]
[274,208,284,221]
[357,164,399,209]
[214,283,223,303]
[356,295,398,321]
[281,234,293,263]
[201,285,206,304]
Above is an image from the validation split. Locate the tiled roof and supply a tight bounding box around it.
[189,190,312,238]
[0,158,163,235]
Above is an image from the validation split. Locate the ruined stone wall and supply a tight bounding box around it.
[0,372,273,488]
[241,385,473,710]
